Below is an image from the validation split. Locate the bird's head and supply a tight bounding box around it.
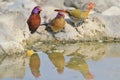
[87,1,96,10]
[56,12,65,18]
[32,6,42,14]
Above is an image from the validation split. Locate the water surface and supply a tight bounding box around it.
[0,42,120,80]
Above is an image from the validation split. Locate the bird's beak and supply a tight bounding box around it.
[61,13,65,17]
[93,3,96,7]
[39,8,42,11]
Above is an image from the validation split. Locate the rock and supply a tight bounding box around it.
[75,13,120,41]
[0,11,29,43]
[1,0,120,55]
[90,13,120,39]
[41,6,58,24]
[64,0,120,13]
[102,6,120,16]
[0,11,29,54]
[0,41,24,55]
[35,0,65,9]
[54,23,81,41]
[28,25,54,43]
[102,15,120,38]
[75,15,106,41]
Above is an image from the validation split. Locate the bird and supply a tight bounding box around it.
[27,6,42,34]
[50,12,66,32]
[54,1,96,27]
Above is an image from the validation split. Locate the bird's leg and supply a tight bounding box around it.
[77,23,80,27]
[79,21,85,25]
[77,21,84,27]
[45,25,52,32]
[61,27,66,33]
[74,23,78,27]
[74,23,79,32]
[51,32,59,41]
[75,22,82,27]
[75,27,79,32]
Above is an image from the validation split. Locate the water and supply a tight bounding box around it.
[0,42,120,80]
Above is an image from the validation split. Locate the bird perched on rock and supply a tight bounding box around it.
[54,1,96,27]
[27,6,42,34]
[51,12,66,32]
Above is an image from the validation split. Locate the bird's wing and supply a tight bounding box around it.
[67,9,82,19]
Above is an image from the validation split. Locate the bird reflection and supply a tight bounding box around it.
[66,54,94,80]
[29,53,41,78]
[48,52,65,74]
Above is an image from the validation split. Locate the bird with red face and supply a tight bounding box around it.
[51,12,66,32]
[54,1,96,27]
[27,6,42,34]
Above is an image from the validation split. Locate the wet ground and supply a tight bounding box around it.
[0,42,120,80]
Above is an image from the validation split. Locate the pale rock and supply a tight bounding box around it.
[90,13,120,39]
[35,0,65,8]
[1,0,120,54]
[103,15,120,38]
[41,6,58,24]
[64,0,120,12]
[29,25,54,41]
[73,15,106,41]
[22,0,37,10]
[3,0,37,11]
[102,6,120,16]
[0,41,24,55]
[0,12,29,43]
[0,11,29,54]
[54,23,82,41]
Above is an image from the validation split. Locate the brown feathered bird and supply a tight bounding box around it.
[27,6,42,34]
[54,1,96,27]
[51,12,66,32]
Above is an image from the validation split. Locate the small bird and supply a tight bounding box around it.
[51,12,66,32]
[54,1,96,27]
[27,6,42,34]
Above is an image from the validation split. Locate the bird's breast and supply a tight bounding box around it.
[51,17,66,32]
[28,14,41,28]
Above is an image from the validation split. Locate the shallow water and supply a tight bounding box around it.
[0,42,120,80]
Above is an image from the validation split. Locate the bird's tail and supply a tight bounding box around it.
[40,23,50,26]
[54,9,68,14]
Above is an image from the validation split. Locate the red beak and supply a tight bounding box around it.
[39,8,42,11]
